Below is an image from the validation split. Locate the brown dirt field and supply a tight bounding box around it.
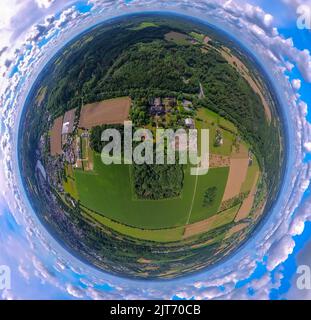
[183,206,238,239]
[209,154,231,168]
[137,258,153,264]
[232,143,249,159]
[50,116,63,156]
[165,31,190,43]
[79,97,131,129]
[183,219,212,239]
[225,223,249,239]
[235,172,259,222]
[75,159,83,169]
[222,157,249,202]
[203,36,211,44]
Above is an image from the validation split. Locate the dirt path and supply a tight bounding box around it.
[185,167,199,226]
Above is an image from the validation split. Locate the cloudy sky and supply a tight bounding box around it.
[0,0,311,300]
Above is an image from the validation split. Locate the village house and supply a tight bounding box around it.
[150,97,165,116]
[185,118,195,129]
[62,108,76,145]
[182,99,193,108]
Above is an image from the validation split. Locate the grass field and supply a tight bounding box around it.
[240,157,260,193]
[81,137,88,159]
[64,105,250,241]
[165,32,191,46]
[196,108,235,156]
[219,117,238,134]
[189,167,229,223]
[190,32,205,43]
[63,165,79,200]
[183,204,240,238]
[82,207,185,242]
[74,153,229,229]
[209,205,240,230]
[131,22,159,30]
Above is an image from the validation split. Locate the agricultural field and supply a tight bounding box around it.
[183,204,240,238]
[79,97,131,129]
[131,22,159,30]
[63,164,79,200]
[50,116,63,156]
[74,153,231,230]
[165,31,192,45]
[195,108,236,156]
[241,157,260,193]
[189,167,229,223]
[72,112,258,242]
[81,207,185,242]
[67,104,259,242]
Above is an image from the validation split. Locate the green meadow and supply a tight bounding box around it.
[74,153,230,230]
[196,108,236,156]
[189,167,229,223]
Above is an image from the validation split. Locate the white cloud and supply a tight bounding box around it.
[267,236,296,271]
[0,0,24,49]
[217,0,311,82]
[281,0,311,7]
[35,0,55,9]
[66,283,84,299]
[292,79,302,90]
[304,142,311,152]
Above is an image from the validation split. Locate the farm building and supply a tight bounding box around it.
[150,97,165,115]
[62,108,76,135]
[164,97,176,107]
[182,99,193,108]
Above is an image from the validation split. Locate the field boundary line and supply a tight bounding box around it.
[185,167,199,226]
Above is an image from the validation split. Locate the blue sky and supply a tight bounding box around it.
[0,0,311,300]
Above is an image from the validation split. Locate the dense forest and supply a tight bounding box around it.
[133,160,184,200]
